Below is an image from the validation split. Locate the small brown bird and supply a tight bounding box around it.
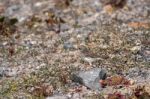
[100,0,127,8]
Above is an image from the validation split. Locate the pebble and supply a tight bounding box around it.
[130,46,141,53]
[63,42,74,50]
[71,68,106,90]
[0,67,18,78]
[0,67,5,77]
[72,93,81,99]
[4,68,18,77]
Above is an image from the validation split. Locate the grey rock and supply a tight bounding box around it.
[0,67,5,77]
[5,4,32,22]
[63,42,74,50]
[71,68,106,90]
[4,68,17,77]
[0,67,17,78]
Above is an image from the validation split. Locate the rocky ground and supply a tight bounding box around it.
[0,0,150,98]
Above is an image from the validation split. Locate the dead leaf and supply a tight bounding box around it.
[128,22,150,29]
[101,75,130,86]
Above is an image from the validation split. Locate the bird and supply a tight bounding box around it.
[80,47,103,66]
[82,57,102,66]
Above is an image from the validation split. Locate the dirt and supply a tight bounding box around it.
[0,0,149,98]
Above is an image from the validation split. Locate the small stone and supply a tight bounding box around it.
[35,2,43,7]
[129,79,135,85]
[71,68,105,90]
[4,68,17,77]
[130,46,141,53]
[72,93,80,99]
[63,42,74,50]
[0,67,5,77]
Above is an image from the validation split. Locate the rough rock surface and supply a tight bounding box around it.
[72,68,104,90]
